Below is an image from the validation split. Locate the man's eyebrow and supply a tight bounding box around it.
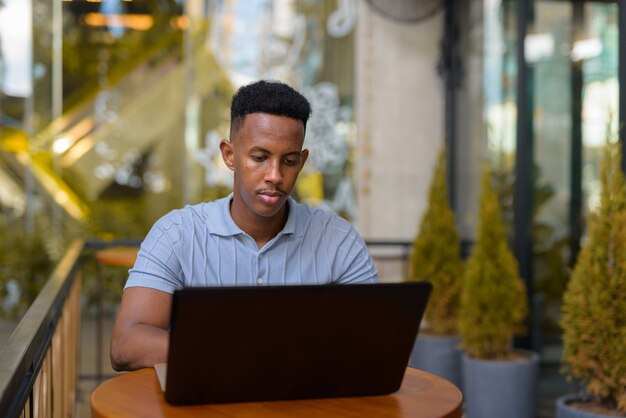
[249,146,302,156]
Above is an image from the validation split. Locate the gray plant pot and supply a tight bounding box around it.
[409,334,462,390]
[462,349,539,418]
[556,394,625,418]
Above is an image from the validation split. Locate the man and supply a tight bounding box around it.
[110,80,378,371]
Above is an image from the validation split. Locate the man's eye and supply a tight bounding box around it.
[251,155,266,162]
[284,159,297,166]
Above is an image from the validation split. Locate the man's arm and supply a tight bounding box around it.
[110,287,172,371]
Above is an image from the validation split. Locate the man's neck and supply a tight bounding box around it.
[230,200,289,249]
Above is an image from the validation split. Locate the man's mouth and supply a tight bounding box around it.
[258,190,285,205]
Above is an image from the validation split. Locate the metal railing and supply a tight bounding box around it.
[365,240,412,281]
[0,240,84,418]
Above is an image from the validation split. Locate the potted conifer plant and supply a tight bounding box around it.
[557,140,626,418]
[458,165,539,418]
[407,148,464,389]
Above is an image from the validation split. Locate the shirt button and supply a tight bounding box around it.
[257,278,263,285]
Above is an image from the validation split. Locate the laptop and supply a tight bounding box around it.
[155,281,432,405]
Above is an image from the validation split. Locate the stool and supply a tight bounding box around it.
[94,247,138,380]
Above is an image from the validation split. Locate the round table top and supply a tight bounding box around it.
[91,367,463,418]
[95,247,138,267]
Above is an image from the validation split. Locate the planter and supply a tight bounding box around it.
[408,334,462,390]
[462,349,539,418]
[556,394,626,418]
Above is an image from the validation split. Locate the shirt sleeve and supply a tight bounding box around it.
[124,210,185,294]
[327,217,379,284]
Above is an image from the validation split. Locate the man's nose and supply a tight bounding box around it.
[265,161,283,184]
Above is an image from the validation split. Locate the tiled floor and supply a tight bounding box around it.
[75,307,573,418]
[537,344,577,418]
[76,310,124,418]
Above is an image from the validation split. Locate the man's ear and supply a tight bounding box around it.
[299,149,309,170]
[219,139,235,171]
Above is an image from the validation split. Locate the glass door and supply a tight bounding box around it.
[482,0,619,345]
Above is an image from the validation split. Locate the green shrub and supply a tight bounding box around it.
[560,140,626,413]
[407,148,463,335]
[0,214,55,319]
[458,166,528,359]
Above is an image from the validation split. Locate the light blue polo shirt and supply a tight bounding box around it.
[125,194,378,293]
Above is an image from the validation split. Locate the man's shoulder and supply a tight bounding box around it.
[291,200,354,233]
[155,196,228,229]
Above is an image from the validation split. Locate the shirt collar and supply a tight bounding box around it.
[208,194,298,237]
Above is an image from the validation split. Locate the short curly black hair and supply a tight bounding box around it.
[230,80,311,137]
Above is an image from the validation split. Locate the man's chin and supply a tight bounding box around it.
[254,197,287,218]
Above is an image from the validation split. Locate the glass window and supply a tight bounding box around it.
[480,0,619,344]
[0,0,359,326]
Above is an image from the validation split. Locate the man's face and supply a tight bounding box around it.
[220,112,309,222]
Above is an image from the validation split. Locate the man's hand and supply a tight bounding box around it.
[110,287,172,371]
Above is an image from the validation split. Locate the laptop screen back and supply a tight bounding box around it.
[164,281,432,405]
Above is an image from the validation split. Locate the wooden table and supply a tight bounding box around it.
[95,247,139,268]
[91,367,463,418]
